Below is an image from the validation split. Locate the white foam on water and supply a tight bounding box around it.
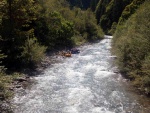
[91,107,114,113]
[104,35,113,39]
[78,55,93,60]
[13,37,145,113]
[94,70,114,79]
[63,86,94,113]
[65,68,85,83]
[83,63,97,71]
[67,86,93,105]
[110,91,123,101]
[93,51,101,55]
[100,40,108,44]
[35,75,57,82]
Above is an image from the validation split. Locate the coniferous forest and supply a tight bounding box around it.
[0,0,150,112]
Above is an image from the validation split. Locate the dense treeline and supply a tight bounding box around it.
[67,0,92,9]
[113,0,150,94]
[0,0,150,111]
[67,0,133,33]
[69,0,150,94]
[68,0,145,34]
[0,0,103,69]
[95,0,146,34]
[0,0,103,108]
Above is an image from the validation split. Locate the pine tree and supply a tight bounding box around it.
[1,0,39,68]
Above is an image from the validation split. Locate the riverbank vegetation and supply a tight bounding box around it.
[0,0,104,69]
[0,0,104,111]
[1,0,150,112]
[71,0,150,94]
[113,0,150,94]
[70,0,150,95]
[67,1,150,95]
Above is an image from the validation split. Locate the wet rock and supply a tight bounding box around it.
[114,71,119,74]
[12,76,33,90]
[15,85,22,88]
[109,55,117,59]
[0,101,13,113]
[8,86,15,91]
[14,77,27,82]
[25,76,30,79]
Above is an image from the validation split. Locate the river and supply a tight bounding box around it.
[13,36,150,113]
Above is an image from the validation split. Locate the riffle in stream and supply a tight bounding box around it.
[13,36,150,113]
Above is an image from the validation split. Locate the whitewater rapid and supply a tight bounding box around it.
[13,36,148,113]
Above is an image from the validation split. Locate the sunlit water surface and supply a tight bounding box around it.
[13,36,150,113]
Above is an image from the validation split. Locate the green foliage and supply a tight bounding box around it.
[72,8,104,43]
[0,0,40,68]
[0,0,104,69]
[140,54,150,93]
[67,0,92,9]
[21,29,47,66]
[47,11,74,47]
[0,72,13,100]
[35,11,74,49]
[0,0,104,111]
[90,0,99,11]
[118,0,145,25]
[95,0,110,25]
[71,35,87,46]
[113,0,150,94]
[35,1,104,47]
[95,0,132,33]
[85,9,104,41]
[108,22,117,35]
[0,72,23,101]
[0,51,6,72]
[0,71,23,112]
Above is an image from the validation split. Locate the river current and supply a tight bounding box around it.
[13,36,150,113]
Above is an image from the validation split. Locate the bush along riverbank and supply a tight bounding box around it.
[112,0,150,95]
[0,52,59,112]
[0,39,106,113]
[0,0,104,112]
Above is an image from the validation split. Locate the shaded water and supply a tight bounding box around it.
[13,36,150,113]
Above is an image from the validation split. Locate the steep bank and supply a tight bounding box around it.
[113,0,150,94]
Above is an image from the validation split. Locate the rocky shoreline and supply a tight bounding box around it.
[2,45,150,112]
[0,52,56,113]
[0,75,34,113]
[0,75,33,113]
[1,50,69,113]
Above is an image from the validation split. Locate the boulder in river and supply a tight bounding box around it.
[14,77,27,82]
[71,48,80,54]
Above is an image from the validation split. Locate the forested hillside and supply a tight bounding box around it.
[0,0,104,111]
[68,0,150,94]
[67,0,91,9]
[68,0,145,34]
[0,0,104,69]
[113,0,150,94]
[0,0,150,112]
